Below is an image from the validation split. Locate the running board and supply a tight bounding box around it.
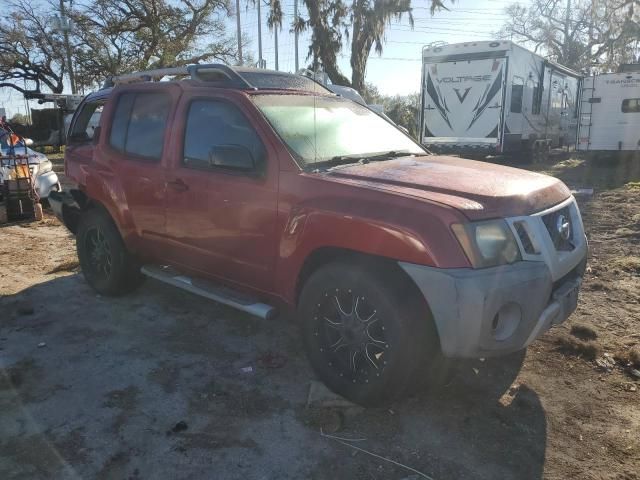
[141,265,277,320]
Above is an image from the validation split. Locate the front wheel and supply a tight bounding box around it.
[76,209,143,296]
[299,262,440,407]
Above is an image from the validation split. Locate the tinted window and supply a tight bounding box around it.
[510,83,523,113]
[183,100,264,170]
[109,93,135,152]
[69,101,104,142]
[532,84,541,115]
[622,98,640,113]
[109,92,170,160]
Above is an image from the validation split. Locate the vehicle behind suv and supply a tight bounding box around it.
[50,65,588,406]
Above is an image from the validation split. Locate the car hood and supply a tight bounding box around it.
[325,155,571,220]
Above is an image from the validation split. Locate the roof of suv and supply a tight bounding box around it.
[97,64,333,96]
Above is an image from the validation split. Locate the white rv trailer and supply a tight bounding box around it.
[420,41,582,160]
[577,66,640,155]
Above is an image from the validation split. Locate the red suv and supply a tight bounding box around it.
[50,64,587,406]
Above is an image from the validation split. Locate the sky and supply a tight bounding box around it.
[0,0,527,118]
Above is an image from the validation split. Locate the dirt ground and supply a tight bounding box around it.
[1,154,639,480]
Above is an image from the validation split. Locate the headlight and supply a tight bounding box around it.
[36,159,52,175]
[452,220,521,268]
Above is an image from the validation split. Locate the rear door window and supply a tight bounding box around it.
[109,92,170,160]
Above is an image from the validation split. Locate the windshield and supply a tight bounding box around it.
[252,94,425,167]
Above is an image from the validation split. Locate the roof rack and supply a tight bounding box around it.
[102,64,254,90]
[101,63,334,94]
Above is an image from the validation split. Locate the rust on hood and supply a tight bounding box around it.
[326,155,571,220]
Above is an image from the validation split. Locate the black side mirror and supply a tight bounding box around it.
[208,144,255,171]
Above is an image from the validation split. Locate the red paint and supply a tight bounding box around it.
[65,81,571,307]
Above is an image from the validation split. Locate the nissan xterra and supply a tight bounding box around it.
[50,64,587,406]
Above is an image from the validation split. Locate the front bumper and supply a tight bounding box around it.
[400,258,586,358]
[34,171,60,199]
[48,190,81,233]
[401,195,588,357]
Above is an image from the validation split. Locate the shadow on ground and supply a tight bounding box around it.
[1,274,546,480]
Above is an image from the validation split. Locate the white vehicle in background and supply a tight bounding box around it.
[420,41,582,161]
[0,127,60,201]
[577,65,640,156]
[297,69,396,125]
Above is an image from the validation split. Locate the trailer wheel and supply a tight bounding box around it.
[538,143,550,163]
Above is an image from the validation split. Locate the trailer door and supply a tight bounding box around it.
[422,56,506,145]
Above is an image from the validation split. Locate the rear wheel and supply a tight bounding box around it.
[76,209,143,296]
[299,262,440,407]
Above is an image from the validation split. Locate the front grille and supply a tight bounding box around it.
[542,206,575,251]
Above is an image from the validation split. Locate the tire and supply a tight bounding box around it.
[298,261,440,407]
[76,208,143,296]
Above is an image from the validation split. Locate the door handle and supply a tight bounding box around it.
[166,178,189,192]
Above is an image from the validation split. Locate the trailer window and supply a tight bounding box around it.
[532,84,542,115]
[622,98,640,113]
[510,77,524,113]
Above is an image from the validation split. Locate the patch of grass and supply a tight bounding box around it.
[626,181,640,190]
[570,324,598,341]
[585,279,609,291]
[555,334,601,360]
[611,256,640,274]
[615,346,640,368]
[614,227,640,238]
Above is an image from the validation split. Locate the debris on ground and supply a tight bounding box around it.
[240,366,254,374]
[166,421,189,435]
[629,369,640,380]
[595,354,616,372]
[37,342,46,348]
[630,347,640,368]
[303,408,345,434]
[256,351,287,369]
[47,259,80,274]
[306,380,357,409]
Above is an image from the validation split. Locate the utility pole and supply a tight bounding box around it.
[274,27,279,70]
[236,0,243,64]
[294,0,299,71]
[257,0,263,67]
[564,0,571,63]
[23,79,31,124]
[58,0,76,94]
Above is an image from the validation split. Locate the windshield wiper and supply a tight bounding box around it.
[308,151,413,172]
[364,150,412,161]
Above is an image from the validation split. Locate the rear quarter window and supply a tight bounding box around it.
[69,100,104,143]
